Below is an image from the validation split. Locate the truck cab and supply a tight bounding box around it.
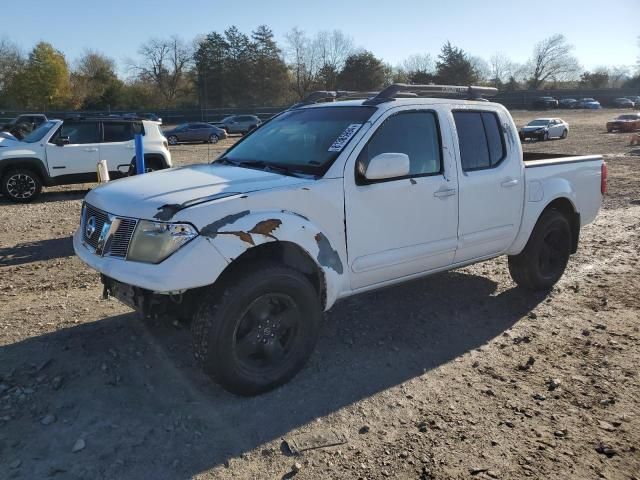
[73,84,604,396]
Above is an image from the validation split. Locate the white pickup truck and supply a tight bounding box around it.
[74,84,605,396]
[0,117,171,202]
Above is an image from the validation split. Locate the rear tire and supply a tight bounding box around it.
[508,210,572,291]
[167,135,178,145]
[1,169,42,203]
[191,264,322,396]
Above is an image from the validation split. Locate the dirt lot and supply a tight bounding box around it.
[0,109,638,480]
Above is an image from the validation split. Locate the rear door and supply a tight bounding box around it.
[452,109,524,263]
[45,121,100,181]
[99,121,139,176]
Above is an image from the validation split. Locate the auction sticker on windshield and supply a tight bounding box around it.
[328,124,362,152]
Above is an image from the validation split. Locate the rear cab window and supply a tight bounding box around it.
[453,111,505,171]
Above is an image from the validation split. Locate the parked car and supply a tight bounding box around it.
[123,112,162,123]
[558,98,578,109]
[519,118,569,141]
[612,98,634,109]
[576,98,601,109]
[74,83,604,395]
[532,96,559,109]
[139,113,162,123]
[0,117,171,202]
[606,113,640,132]
[626,96,640,108]
[163,122,227,145]
[210,114,261,134]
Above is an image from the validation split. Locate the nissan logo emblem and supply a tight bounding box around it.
[86,216,97,239]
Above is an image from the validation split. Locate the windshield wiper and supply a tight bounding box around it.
[217,158,311,178]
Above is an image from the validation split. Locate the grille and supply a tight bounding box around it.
[108,219,137,258]
[82,203,138,259]
[84,204,109,250]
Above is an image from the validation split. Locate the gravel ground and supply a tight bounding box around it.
[0,110,638,480]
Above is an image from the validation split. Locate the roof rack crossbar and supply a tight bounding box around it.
[363,83,498,105]
[290,83,499,109]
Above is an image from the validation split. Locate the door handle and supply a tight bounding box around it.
[84,147,98,152]
[501,178,519,188]
[433,188,457,198]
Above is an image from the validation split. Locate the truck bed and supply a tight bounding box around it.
[523,152,602,168]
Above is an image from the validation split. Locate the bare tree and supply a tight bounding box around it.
[469,56,490,82]
[401,54,434,75]
[607,65,631,88]
[488,52,514,87]
[285,28,320,99]
[526,34,580,89]
[132,36,192,106]
[314,30,354,72]
[0,37,24,91]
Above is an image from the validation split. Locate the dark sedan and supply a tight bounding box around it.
[532,96,559,109]
[559,98,578,109]
[163,122,227,145]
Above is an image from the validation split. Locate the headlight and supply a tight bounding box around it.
[127,220,198,263]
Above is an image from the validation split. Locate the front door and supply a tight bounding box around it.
[345,108,459,290]
[45,121,100,181]
[451,110,524,263]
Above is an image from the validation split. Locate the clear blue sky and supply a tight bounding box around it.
[7,0,639,73]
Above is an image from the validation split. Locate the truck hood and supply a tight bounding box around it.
[0,143,40,157]
[85,163,312,220]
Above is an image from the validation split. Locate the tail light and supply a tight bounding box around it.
[601,162,607,195]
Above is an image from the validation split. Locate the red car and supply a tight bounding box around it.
[606,113,640,132]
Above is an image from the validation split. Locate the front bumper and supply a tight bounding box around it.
[520,130,545,140]
[73,229,229,293]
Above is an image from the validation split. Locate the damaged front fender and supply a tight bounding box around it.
[200,210,345,309]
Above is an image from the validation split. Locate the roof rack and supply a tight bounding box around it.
[291,83,498,109]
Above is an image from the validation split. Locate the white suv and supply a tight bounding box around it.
[0,117,172,202]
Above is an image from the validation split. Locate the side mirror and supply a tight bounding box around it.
[55,136,70,146]
[362,152,410,181]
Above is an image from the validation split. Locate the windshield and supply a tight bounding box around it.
[22,121,56,143]
[618,115,638,120]
[219,106,375,175]
[527,120,550,127]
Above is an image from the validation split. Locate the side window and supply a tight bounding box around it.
[453,111,505,171]
[358,111,442,182]
[51,121,99,144]
[103,122,134,142]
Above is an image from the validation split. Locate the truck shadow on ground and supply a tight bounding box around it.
[0,271,545,479]
[0,236,73,266]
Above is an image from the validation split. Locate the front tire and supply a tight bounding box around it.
[192,265,322,396]
[1,169,42,203]
[561,129,568,139]
[508,210,572,291]
[208,134,219,144]
[167,135,178,146]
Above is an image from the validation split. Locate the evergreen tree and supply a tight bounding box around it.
[435,42,478,85]
[251,25,288,105]
[337,51,386,91]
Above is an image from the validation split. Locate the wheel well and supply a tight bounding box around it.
[0,159,48,184]
[129,154,167,170]
[542,197,580,253]
[216,241,327,308]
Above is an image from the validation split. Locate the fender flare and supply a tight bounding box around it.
[507,177,578,256]
[0,157,51,185]
[200,210,345,309]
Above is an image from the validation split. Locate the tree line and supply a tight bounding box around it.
[0,28,638,111]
